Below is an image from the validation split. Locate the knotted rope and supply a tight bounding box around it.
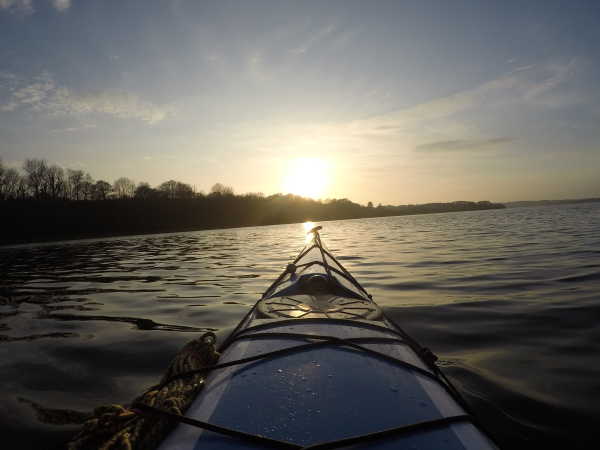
[64,332,219,450]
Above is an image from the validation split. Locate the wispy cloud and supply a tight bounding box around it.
[0,0,33,14]
[50,123,96,133]
[51,0,70,12]
[522,60,581,108]
[246,51,268,81]
[325,59,584,150]
[351,75,523,137]
[415,137,515,152]
[48,89,171,124]
[244,22,349,83]
[0,72,172,124]
[233,60,582,162]
[0,0,70,13]
[291,24,336,54]
[10,72,55,109]
[374,59,580,128]
[0,71,53,111]
[511,64,535,73]
[0,102,18,112]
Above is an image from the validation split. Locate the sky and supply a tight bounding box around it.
[1,0,599,204]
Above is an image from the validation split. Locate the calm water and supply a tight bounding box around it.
[2,204,600,449]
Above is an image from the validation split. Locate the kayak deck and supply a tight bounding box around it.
[158,228,498,449]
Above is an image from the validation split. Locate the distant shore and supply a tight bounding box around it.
[504,197,600,208]
[0,197,505,246]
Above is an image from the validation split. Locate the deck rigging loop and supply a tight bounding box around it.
[262,226,371,301]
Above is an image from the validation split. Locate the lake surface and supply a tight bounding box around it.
[1,204,600,449]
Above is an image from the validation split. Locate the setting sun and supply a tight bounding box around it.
[282,158,330,199]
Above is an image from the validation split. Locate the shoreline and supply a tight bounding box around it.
[1,206,504,247]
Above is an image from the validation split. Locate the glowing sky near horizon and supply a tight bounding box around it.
[1,0,599,203]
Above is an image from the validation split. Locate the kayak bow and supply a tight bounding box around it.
[159,226,498,449]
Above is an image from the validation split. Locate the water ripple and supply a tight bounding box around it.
[1,204,600,448]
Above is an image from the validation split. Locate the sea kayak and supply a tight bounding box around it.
[150,226,498,449]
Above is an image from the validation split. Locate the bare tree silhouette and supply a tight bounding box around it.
[210,182,234,196]
[113,177,136,199]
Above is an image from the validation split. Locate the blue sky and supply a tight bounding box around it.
[1,0,599,203]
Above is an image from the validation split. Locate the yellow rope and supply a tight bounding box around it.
[66,332,220,450]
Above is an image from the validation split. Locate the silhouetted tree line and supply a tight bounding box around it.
[0,158,200,201]
[0,158,505,244]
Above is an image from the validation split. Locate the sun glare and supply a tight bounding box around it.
[302,221,316,242]
[282,158,330,199]
[303,221,316,232]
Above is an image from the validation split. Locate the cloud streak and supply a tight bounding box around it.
[314,59,584,153]
[353,60,582,136]
[291,24,336,54]
[52,0,70,11]
[0,0,33,14]
[0,72,171,124]
[415,137,515,152]
[233,60,582,164]
[0,0,70,13]
[48,89,171,124]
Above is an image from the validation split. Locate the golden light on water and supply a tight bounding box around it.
[303,221,315,232]
[303,221,317,242]
[282,158,330,199]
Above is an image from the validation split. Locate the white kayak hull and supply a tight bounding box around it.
[159,228,498,449]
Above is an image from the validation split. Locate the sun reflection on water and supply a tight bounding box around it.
[303,221,316,242]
